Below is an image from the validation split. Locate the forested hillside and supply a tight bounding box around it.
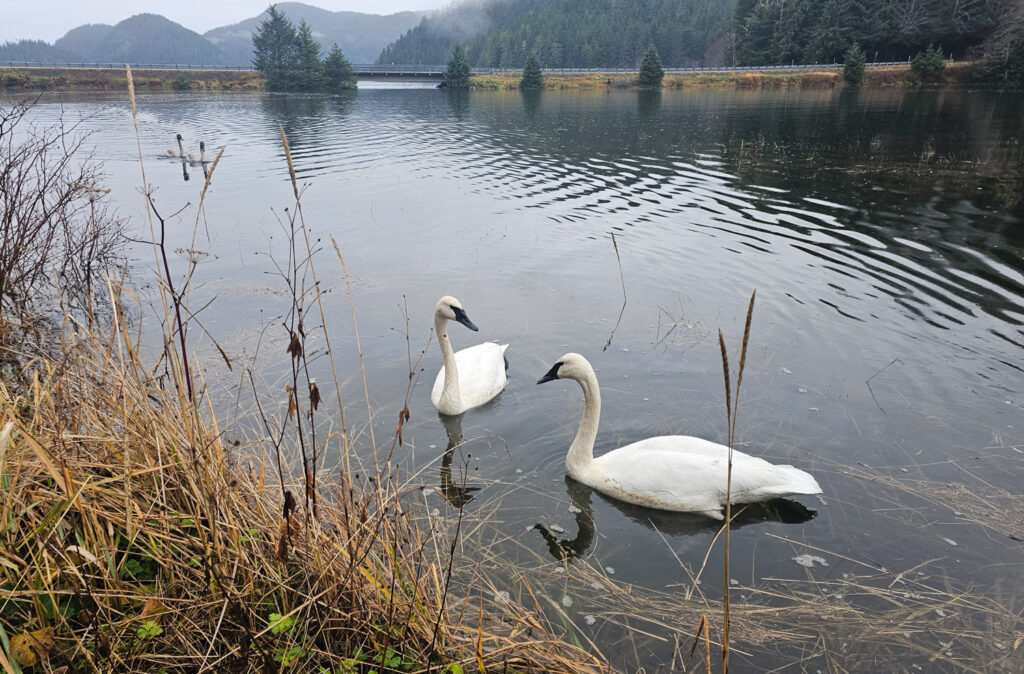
[206,2,427,65]
[733,0,1011,65]
[0,40,77,62]
[378,0,735,67]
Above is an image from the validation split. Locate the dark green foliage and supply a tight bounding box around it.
[911,44,947,81]
[174,74,192,90]
[324,44,356,90]
[253,5,300,89]
[519,52,544,90]
[253,5,355,92]
[295,20,325,89]
[379,0,734,68]
[445,45,471,88]
[843,43,866,85]
[0,40,79,62]
[639,44,664,88]
[734,0,1009,66]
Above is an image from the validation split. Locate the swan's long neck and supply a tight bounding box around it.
[435,315,461,409]
[567,369,600,479]
[177,137,184,156]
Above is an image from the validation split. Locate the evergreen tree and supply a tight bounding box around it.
[324,44,356,90]
[911,44,947,81]
[295,20,324,90]
[638,43,664,88]
[252,4,299,90]
[519,51,544,90]
[843,43,866,84]
[445,44,471,88]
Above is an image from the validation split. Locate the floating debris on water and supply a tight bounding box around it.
[549,524,565,534]
[590,581,606,591]
[798,387,808,394]
[584,615,597,626]
[605,566,616,575]
[792,554,829,568]
[561,595,573,608]
[494,590,510,604]
[942,537,958,547]
[781,367,792,374]
[568,505,582,514]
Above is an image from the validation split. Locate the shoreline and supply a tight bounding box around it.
[2,62,987,92]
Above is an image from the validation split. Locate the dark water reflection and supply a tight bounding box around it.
[19,86,1023,671]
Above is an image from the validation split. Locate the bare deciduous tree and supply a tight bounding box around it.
[0,99,125,338]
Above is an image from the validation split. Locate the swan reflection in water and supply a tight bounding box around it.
[435,413,481,508]
[534,476,817,564]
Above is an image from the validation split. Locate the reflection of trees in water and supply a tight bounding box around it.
[446,89,470,121]
[258,92,356,162]
[534,476,816,565]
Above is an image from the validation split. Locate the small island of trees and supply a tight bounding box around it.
[253,5,356,91]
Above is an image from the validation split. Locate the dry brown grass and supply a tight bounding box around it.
[0,300,603,672]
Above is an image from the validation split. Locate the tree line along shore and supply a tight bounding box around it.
[0,61,987,92]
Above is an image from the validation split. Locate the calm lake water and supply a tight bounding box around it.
[20,84,1024,670]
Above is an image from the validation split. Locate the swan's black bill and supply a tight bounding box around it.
[452,306,478,331]
[537,362,562,385]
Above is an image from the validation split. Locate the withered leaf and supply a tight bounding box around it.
[140,597,166,621]
[286,331,302,358]
[308,381,321,411]
[287,390,298,420]
[10,627,54,666]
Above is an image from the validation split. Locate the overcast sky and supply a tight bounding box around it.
[1,1,447,43]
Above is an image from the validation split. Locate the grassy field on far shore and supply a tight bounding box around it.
[1,62,985,93]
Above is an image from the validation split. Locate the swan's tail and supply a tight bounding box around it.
[775,465,822,495]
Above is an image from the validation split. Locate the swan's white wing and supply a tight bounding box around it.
[431,342,508,411]
[589,436,820,517]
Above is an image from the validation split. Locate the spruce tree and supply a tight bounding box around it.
[295,20,324,90]
[324,44,356,91]
[444,45,471,88]
[519,52,544,90]
[252,4,299,90]
[638,44,664,88]
[911,44,947,81]
[843,43,866,84]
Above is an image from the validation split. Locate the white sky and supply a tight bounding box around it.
[0,1,447,43]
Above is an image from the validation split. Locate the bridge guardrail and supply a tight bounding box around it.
[2,60,918,74]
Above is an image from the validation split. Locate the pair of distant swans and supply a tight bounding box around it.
[430,296,821,519]
[166,134,208,163]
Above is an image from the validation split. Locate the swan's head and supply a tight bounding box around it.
[537,352,593,385]
[199,141,205,151]
[176,134,183,141]
[434,295,478,331]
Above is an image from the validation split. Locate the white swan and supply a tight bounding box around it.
[537,353,822,519]
[165,134,185,158]
[430,296,509,416]
[186,141,206,164]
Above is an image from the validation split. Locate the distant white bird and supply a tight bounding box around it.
[186,141,206,164]
[537,352,822,519]
[165,134,185,157]
[430,296,509,416]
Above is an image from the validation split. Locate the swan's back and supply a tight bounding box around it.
[582,435,821,519]
[431,342,508,411]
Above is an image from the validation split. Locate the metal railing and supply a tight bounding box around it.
[0,60,917,75]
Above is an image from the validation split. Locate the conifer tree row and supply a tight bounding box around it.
[253,4,355,91]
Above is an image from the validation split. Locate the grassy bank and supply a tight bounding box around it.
[1,68,263,92]
[471,62,982,90]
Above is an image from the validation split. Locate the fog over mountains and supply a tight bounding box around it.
[0,3,427,66]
